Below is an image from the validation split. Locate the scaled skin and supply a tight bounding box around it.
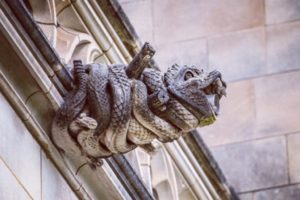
[51,43,226,162]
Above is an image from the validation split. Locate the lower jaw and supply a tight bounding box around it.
[198,111,216,127]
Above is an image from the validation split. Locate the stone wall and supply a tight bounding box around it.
[119,0,300,199]
[0,93,77,200]
[0,28,77,199]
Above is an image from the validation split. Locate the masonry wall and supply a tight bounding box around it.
[0,31,77,200]
[119,0,300,199]
[0,93,78,200]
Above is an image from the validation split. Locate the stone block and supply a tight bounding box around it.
[0,32,40,102]
[155,39,208,72]
[255,71,300,137]
[200,79,256,146]
[25,91,55,133]
[118,0,140,3]
[239,193,253,200]
[37,23,57,47]
[75,163,125,200]
[211,136,288,192]
[0,93,41,200]
[55,1,70,14]
[125,150,142,177]
[0,159,32,200]
[287,133,300,183]
[56,27,80,63]
[267,21,300,74]
[208,28,266,81]
[120,0,153,43]
[42,153,78,200]
[29,0,56,24]
[57,6,88,33]
[153,0,264,44]
[179,189,196,200]
[253,184,300,200]
[265,0,300,25]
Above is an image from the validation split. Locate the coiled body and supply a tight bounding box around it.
[52,61,226,159]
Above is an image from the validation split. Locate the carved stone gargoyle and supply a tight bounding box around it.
[51,43,226,163]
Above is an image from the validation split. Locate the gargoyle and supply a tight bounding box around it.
[51,43,226,162]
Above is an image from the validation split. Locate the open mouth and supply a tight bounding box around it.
[203,77,226,116]
[206,94,220,116]
[166,71,226,128]
[198,76,226,128]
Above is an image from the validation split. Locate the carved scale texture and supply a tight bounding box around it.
[164,64,181,86]
[103,65,136,153]
[52,61,226,159]
[175,82,211,117]
[142,67,198,131]
[132,80,181,143]
[87,64,111,135]
[167,98,199,131]
[127,118,157,145]
[52,64,88,156]
[142,68,164,93]
[77,131,103,158]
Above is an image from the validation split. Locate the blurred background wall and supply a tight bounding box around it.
[118,0,300,199]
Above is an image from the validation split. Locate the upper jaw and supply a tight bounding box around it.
[202,77,227,116]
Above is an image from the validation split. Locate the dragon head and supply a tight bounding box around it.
[164,64,226,128]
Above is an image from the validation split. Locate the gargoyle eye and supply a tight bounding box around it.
[184,71,194,80]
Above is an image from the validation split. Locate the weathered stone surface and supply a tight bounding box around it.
[267,21,300,74]
[56,27,81,63]
[42,153,78,200]
[0,159,32,200]
[29,0,56,24]
[239,193,253,200]
[118,0,140,3]
[255,71,300,137]
[120,0,153,43]
[179,189,196,200]
[287,133,300,183]
[37,23,57,47]
[75,163,126,200]
[125,150,142,178]
[208,28,265,81]
[57,6,87,33]
[26,91,55,133]
[253,184,300,200]
[211,136,288,192]
[153,0,264,44]
[0,93,41,200]
[52,55,226,159]
[136,150,152,193]
[0,32,40,102]
[155,39,208,72]
[265,0,300,25]
[55,0,70,14]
